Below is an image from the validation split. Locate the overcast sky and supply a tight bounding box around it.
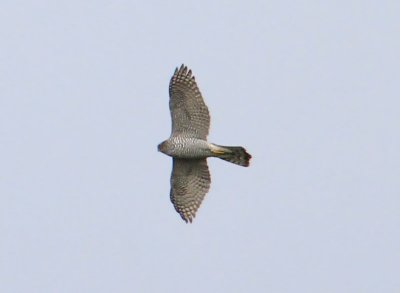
[1,1,399,292]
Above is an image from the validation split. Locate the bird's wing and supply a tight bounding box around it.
[169,65,210,140]
[170,158,211,223]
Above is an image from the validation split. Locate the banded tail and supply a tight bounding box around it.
[211,144,252,167]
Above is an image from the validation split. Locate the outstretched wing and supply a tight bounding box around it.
[170,158,211,223]
[169,65,210,140]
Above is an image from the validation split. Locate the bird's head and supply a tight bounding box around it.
[158,140,168,154]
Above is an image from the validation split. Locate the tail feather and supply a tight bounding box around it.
[216,145,251,167]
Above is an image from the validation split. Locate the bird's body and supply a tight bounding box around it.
[159,137,213,159]
[158,65,251,223]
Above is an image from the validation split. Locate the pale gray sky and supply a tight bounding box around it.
[1,1,399,292]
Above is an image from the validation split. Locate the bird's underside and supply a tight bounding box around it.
[158,64,251,223]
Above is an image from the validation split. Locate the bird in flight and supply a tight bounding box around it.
[158,65,251,223]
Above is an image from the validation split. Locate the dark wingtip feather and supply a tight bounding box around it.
[180,212,194,223]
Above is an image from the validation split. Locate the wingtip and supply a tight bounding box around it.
[175,64,192,76]
[179,211,195,223]
[182,214,194,223]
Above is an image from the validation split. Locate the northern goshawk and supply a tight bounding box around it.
[158,65,251,223]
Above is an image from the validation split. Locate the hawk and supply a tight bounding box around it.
[158,65,251,223]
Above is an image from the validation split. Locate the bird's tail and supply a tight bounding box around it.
[211,144,252,167]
